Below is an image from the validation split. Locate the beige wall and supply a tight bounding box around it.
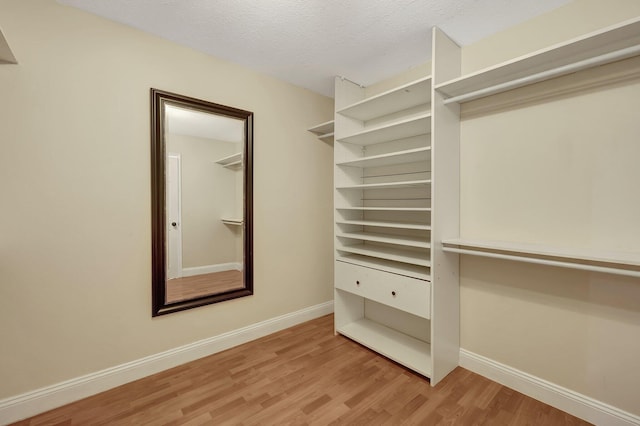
[459,0,640,415]
[0,0,333,399]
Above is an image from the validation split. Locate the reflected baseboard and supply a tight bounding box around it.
[181,262,242,277]
[0,301,334,424]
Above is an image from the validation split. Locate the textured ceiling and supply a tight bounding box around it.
[57,0,571,97]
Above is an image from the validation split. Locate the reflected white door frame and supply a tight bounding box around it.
[167,153,183,279]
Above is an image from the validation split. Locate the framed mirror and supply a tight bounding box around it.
[151,89,253,316]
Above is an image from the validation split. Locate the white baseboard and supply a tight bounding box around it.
[0,301,334,425]
[181,262,242,277]
[460,349,640,426]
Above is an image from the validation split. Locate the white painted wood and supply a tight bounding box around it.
[444,45,640,104]
[337,147,430,168]
[0,302,334,425]
[337,77,432,121]
[0,28,17,64]
[337,114,431,146]
[442,239,640,277]
[337,219,430,230]
[337,255,430,281]
[460,349,640,426]
[429,27,461,386]
[167,153,183,280]
[221,218,243,226]
[214,152,242,167]
[337,206,431,212]
[336,179,430,190]
[333,71,435,379]
[338,231,430,249]
[442,239,640,266]
[337,244,430,267]
[335,262,431,318]
[307,120,334,135]
[436,16,640,102]
[337,318,432,377]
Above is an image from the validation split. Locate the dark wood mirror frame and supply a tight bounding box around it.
[150,88,254,316]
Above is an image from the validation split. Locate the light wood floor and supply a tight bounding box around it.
[13,315,591,425]
[166,270,243,303]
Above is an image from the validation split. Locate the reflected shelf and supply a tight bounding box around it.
[221,218,244,226]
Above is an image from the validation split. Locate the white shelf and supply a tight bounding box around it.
[318,132,334,141]
[337,318,432,377]
[337,206,431,212]
[338,231,430,249]
[337,244,430,267]
[215,152,242,168]
[308,120,334,135]
[337,114,431,146]
[337,219,430,231]
[337,77,432,121]
[337,147,431,168]
[435,17,640,103]
[221,218,243,226]
[336,179,431,190]
[0,29,17,64]
[442,239,640,277]
[337,255,430,281]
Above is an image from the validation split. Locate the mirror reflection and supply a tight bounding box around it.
[165,105,245,303]
[151,89,253,316]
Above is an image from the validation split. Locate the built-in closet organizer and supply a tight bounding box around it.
[320,16,640,387]
[331,65,459,385]
[434,17,640,276]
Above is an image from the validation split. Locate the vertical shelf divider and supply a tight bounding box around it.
[430,27,462,385]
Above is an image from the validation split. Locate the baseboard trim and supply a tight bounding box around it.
[0,301,334,425]
[460,349,640,426]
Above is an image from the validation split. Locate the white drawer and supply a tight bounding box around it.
[335,261,431,319]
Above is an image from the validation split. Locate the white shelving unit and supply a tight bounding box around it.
[215,152,242,168]
[333,69,458,385]
[308,120,335,141]
[331,18,640,388]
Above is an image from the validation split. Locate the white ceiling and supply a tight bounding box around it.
[57,0,571,97]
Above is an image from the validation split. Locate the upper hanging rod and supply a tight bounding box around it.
[442,44,640,105]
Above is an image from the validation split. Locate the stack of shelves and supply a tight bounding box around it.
[333,76,435,378]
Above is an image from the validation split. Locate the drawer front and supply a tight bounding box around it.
[335,261,431,319]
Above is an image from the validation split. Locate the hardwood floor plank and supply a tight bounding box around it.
[12,315,592,425]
